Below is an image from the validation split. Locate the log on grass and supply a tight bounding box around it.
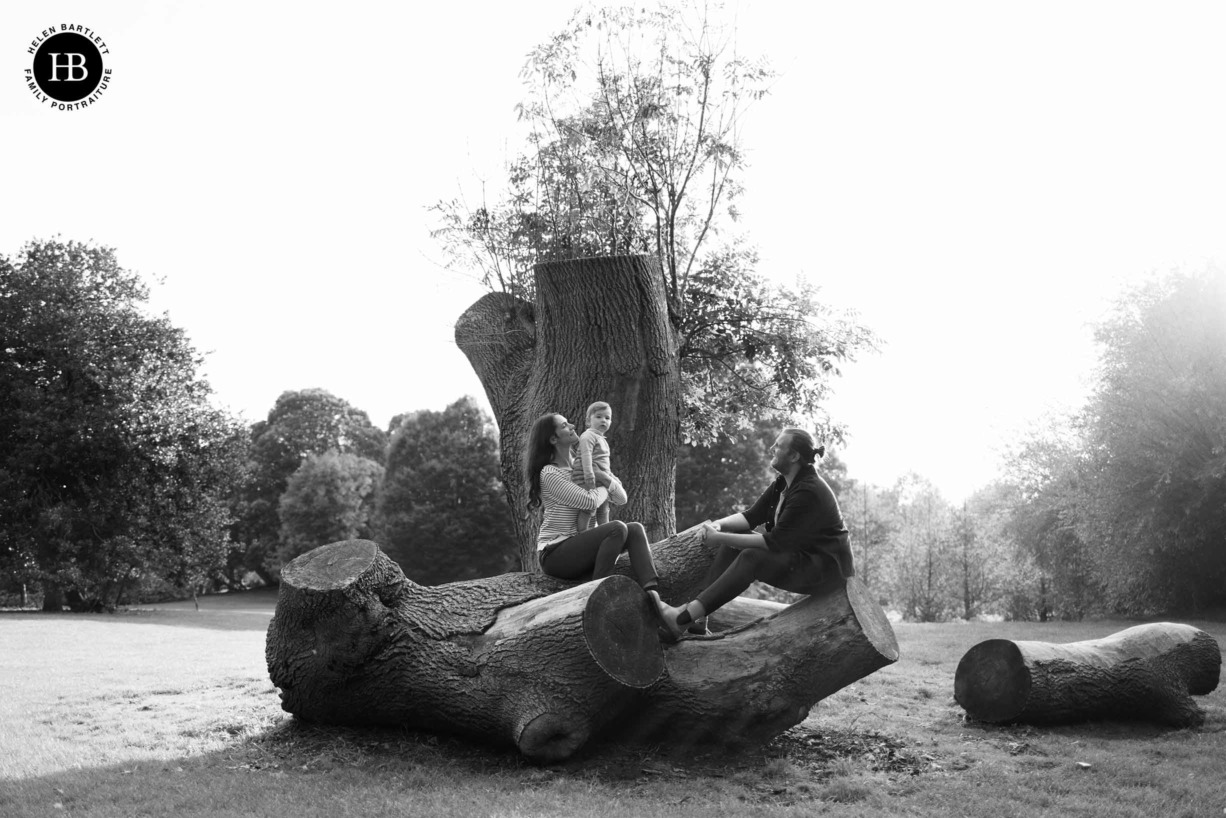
[266,539,663,762]
[267,535,900,762]
[620,576,899,746]
[954,623,1222,728]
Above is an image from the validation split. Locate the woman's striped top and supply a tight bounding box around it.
[536,464,627,550]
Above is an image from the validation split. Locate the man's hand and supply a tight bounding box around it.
[703,521,767,551]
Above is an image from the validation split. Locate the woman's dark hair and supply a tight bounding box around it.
[525,413,561,509]
[782,428,825,465]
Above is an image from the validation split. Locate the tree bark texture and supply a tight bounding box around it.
[454,255,681,569]
[954,623,1221,728]
[615,571,899,746]
[267,531,898,762]
[266,539,663,762]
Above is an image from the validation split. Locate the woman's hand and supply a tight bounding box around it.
[594,468,613,487]
[701,520,721,543]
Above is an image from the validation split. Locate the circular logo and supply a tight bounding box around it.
[33,33,103,101]
[24,25,112,110]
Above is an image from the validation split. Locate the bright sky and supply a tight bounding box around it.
[5,1,1226,502]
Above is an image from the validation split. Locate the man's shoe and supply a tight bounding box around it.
[686,616,710,636]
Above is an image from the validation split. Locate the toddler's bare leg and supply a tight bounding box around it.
[595,501,609,526]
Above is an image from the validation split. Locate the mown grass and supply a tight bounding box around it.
[1,590,1223,817]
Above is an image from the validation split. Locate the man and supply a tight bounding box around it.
[650,428,855,639]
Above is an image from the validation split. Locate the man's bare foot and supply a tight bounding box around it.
[647,590,686,641]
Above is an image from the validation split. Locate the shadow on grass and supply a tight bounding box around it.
[0,721,519,817]
[959,709,1226,744]
[0,713,933,817]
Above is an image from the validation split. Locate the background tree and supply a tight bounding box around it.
[436,2,876,447]
[996,267,1226,616]
[1001,429,1099,620]
[373,396,517,584]
[232,388,386,583]
[840,480,894,592]
[950,488,1013,620]
[673,417,775,528]
[450,1,773,303]
[0,239,244,611]
[277,451,384,569]
[678,246,876,443]
[1073,266,1226,612]
[674,416,849,528]
[883,474,954,622]
[817,448,850,497]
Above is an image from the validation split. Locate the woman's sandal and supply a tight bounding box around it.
[647,590,686,641]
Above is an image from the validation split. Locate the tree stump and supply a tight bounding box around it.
[954,623,1222,728]
[267,529,899,762]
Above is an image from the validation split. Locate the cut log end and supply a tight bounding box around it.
[1185,631,1223,696]
[582,576,665,688]
[954,639,1030,722]
[279,539,381,591]
[846,577,900,663]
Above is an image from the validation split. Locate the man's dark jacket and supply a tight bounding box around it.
[742,464,856,579]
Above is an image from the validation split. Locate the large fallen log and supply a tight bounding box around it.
[266,530,899,761]
[954,623,1221,728]
[265,540,661,761]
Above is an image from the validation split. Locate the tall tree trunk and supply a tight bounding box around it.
[456,255,681,570]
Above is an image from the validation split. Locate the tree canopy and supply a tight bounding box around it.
[0,239,245,610]
[232,388,387,583]
[434,1,875,444]
[1000,266,1226,614]
[674,418,776,529]
[278,451,384,569]
[999,425,1098,618]
[374,396,517,584]
[1076,267,1226,610]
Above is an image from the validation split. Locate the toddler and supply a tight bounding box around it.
[573,401,615,530]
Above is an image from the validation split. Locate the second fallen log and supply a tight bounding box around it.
[954,622,1221,728]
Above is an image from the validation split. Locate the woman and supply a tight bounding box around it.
[525,412,660,590]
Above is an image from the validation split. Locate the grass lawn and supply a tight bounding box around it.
[1,589,1223,817]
